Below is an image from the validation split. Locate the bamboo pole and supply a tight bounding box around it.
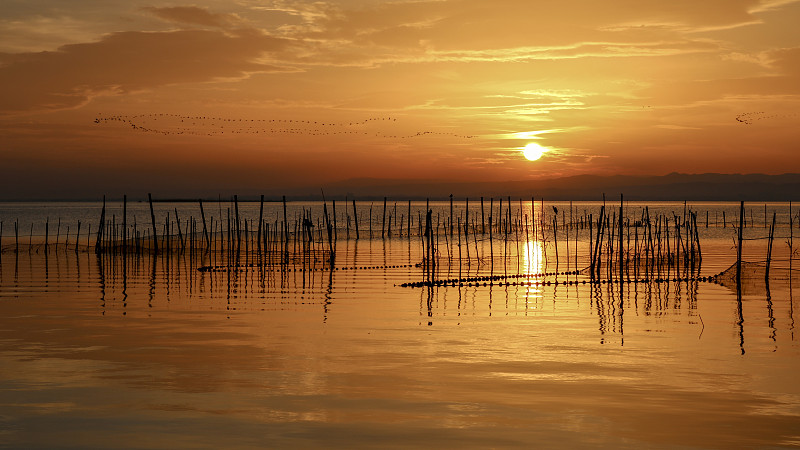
[450,194,454,238]
[790,201,793,273]
[593,205,605,280]
[199,199,210,252]
[481,197,485,234]
[353,198,360,240]
[464,211,470,263]
[619,194,624,282]
[96,195,106,253]
[737,201,744,287]
[489,199,494,270]
[457,216,462,273]
[408,200,412,238]
[148,193,158,254]
[498,197,503,235]
[553,213,558,271]
[507,196,512,236]
[258,194,264,254]
[589,213,593,279]
[174,208,184,251]
[163,213,169,255]
[766,211,776,283]
[694,212,702,264]
[234,195,241,254]
[282,196,288,262]
[382,196,387,239]
[465,198,469,240]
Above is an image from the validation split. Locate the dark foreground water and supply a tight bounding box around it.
[0,201,798,448]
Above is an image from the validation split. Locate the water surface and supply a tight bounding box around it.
[0,201,798,448]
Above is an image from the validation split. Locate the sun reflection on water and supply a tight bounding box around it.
[524,240,545,302]
[523,240,544,275]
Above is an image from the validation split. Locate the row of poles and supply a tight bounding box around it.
[736,200,787,287]
[0,196,795,281]
[586,194,703,282]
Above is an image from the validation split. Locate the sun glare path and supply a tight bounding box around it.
[523,240,544,275]
[523,240,545,301]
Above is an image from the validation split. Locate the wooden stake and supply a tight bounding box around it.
[258,194,264,254]
[619,194,624,282]
[408,200,412,238]
[353,198,360,240]
[199,199,210,252]
[148,193,158,254]
[481,197,485,234]
[382,196,387,239]
[174,208,184,251]
[766,211,776,283]
[234,195,241,254]
[449,194,454,238]
[96,195,106,253]
[333,199,337,242]
[737,201,744,287]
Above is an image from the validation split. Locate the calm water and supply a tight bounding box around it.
[0,201,798,448]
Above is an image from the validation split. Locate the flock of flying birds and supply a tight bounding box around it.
[93,113,476,140]
[94,110,795,139]
[735,111,798,125]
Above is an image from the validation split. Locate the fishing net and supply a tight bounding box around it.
[714,261,800,294]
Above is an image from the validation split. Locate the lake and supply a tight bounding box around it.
[0,200,798,448]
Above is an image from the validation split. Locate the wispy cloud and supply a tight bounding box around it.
[141,6,243,29]
[0,28,292,114]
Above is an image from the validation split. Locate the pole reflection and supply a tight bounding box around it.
[0,237,795,354]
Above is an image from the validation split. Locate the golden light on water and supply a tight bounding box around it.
[523,240,545,275]
[523,240,545,302]
[522,142,549,161]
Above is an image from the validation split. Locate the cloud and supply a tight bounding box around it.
[0,15,103,53]
[141,6,242,29]
[769,46,800,74]
[301,0,774,49]
[424,40,719,63]
[0,29,292,114]
[257,0,781,69]
[634,46,800,105]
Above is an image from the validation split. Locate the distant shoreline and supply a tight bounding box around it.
[2,173,799,202]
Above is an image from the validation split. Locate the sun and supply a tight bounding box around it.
[522,142,548,161]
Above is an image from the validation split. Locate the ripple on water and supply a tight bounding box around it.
[0,236,798,448]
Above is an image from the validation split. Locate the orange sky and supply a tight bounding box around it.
[1,1,799,198]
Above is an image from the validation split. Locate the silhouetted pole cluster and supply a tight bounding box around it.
[6,194,798,294]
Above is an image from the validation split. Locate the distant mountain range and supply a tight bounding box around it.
[4,173,799,202]
[285,173,800,201]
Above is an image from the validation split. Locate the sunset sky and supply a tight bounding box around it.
[1,0,799,198]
